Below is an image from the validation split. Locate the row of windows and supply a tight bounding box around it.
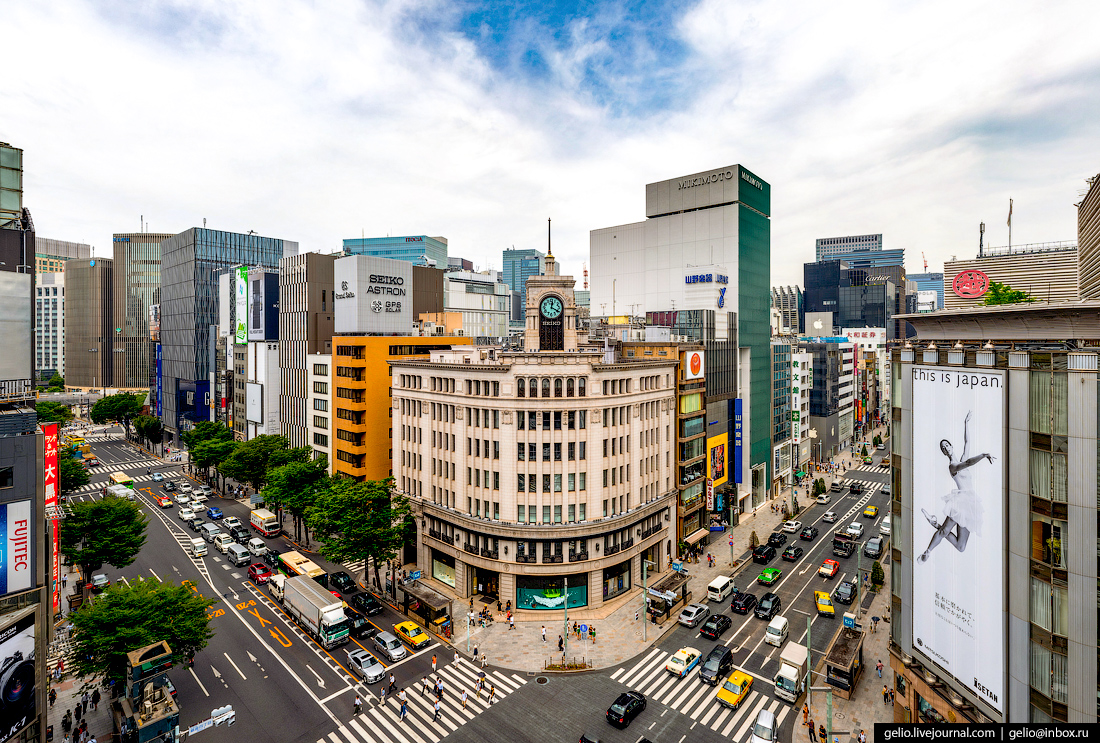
[517,473,588,492]
[517,377,587,398]
[517,410,587,430]
[518,442,588,461]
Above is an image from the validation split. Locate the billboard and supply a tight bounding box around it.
[732,399,743,484]
[246,382,262,423]
[247,270,279,341]
[912,367,1004,714]
[333,255,414,335]
[0,502,31,597]
[43,423,60,615]
[682,350,704,380]
[155,344,162,418]
[234,265,248,344]
[707,433,728,488]
[0,612,36,740]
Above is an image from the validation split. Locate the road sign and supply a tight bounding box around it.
[729,539,734,546]
[188,718,214,735]
[579,624,587,634]
[410,570,422,580]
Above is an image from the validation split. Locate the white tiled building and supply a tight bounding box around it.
[35,272,64,379]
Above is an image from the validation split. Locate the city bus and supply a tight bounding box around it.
[109,472,135,489]
[64,435,86,447]
[278,551,329,588]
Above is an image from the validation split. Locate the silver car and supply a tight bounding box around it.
[750,708,778,743]
[677,603,710,628]
[372,631,407,662]
[346,648,385,683]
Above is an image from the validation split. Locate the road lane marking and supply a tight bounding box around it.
[320,687,353,704]
[223,652,247,680]
[307,664,328,688]
[148,568,161,581]
[189,667,210,696]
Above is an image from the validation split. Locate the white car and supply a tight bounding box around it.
[175,493,191,505]
[822,511,839,523]
[178,482,193,494]
[190,493,208,506]
[221,516,243,530]
[247,538,268,557]
[213,534,234,554]
[198,485,213,496]
[780,520,802,533]
[178,507,195,521]
[346,648,385,683]
[845,522,865,538]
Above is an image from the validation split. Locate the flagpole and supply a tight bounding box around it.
[1008,198,1013,250]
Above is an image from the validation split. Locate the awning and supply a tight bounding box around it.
[685,528,710,545]
[795,471,807,478]
[651,570,689,595]
[402,581,452,611]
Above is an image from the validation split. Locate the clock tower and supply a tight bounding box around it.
[523,248,580,352]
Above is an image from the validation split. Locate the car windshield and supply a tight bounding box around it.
[722,679,744,694]
[406,626,423,637]
[670,657,684,666]
[820,597,832,606]
[760,599,773,609]
[776,675,797,692]
[766,625,782,635]
[610,704,626,714]
[752,721,774,740]
[703,657,721,671]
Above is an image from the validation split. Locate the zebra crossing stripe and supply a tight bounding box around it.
[327,731,343,743]
[621,648,666,687]
[698,697,723,725]
[673,679,712,713]
[615,647,661,684]
[730,695,771,738]
[334,727,359,743]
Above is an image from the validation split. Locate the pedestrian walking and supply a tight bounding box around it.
[454,650,459,666]
[378,687,386,706]
[557,634,564,652]
[49,688,56,708]
[353,694,362,714]
[433,700,441,721]
[398,689,407,707]
[590,625,596,644]
[883,685,890,704]
[876,660,883,678]
[62,711,72,735]
[475,677,483,696]
[74,703,81,723]
[81,691,89,716]
[461,689,468,709]
[488,683,496,704]
[819,724,826,743]
[890,688,896,705]
[431,654,437,672]
[859,730,867,743]
[802,704,809,726]
[509,614,515,630]
[421,676,430,695]
[473,646,479,662]
[808,718,817,742]
[542,625,547,642]
[399,701,407,721]
[388,672,397,692]
[62,574,67,589]
[91,688,100,711]
[481,652,488,668]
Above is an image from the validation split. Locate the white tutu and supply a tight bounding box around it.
[940,488,983,536]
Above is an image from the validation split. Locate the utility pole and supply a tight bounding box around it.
[641,559,656,642]
[562,575,569,659]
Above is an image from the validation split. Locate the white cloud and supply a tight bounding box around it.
[2,0,1098,290]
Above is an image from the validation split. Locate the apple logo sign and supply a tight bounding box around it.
[813,319,824,330]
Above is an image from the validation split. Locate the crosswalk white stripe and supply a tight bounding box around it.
[664,678,700,709]
[730,695,772,739]
[775,703,791,727]
[378,704,430,742]
[674,680,713,714]
[620,648,667,687]
[335,725,360,743]
[708,703,732,729]
[488,670,521,692]
[358,710,418,743]
[634,660,674,693]
[649,671,681,701]
[344,720,376,743]
[509,673,526,685]
[610,667,625,680]
[327,731,343,743]
[617,647,662,683]
[656,676,692,705]
[403,694,452,736]
[699,696,726,726]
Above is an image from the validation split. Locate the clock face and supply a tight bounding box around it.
[540,296,563,319]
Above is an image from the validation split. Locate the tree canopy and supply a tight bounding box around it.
[261,456,328,543]
[306,477,412,585]
[219,435,308,492]
[181,420,233,449]
[59,449,90,493]
[90,392,144,432]
[69,578,215,684]
[133,415,163,446]
[981,281,1036,306]
[59,497,148,580]
[36,400,73,423]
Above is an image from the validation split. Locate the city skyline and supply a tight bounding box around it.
[2,1,1099,287]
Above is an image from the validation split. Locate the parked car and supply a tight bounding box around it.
[799,526,819,541]
[350,592,384,616]
[822,511,839,523]
[665,647,702,678]
[819,559,840,578]
[879,514,892,536]
[781,545,803,562]
[766,532,787,548]
[834,581,857,605]
[605,690,646,728]
[754,593,782,620]
[329,571,358,595]
[780,520,801,533]
[756,568,782,586]
[731,592,758,614]
[247,563,273,584]
[346,647,386,683]
[864,537,884,559]
[699,613,732,640]
[752,545,776,564]
[677,603,710,628]
[151,472,164,482]
[206,506,224,521]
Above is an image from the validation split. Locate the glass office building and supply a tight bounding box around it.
[160,228,296,443]
[908,272,945,309]
[343,235,448,267]
[815,233,883,261]
[502,248,545,308]
[113,232,173,390]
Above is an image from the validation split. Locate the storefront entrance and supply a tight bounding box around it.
[471,566,499,601]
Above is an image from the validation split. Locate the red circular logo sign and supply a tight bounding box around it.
[690,353,702,375]
[952,270,990,298]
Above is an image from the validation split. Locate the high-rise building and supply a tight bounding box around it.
[771,340,792,494]
[591,165,772,511]
[343,235,448,267]
[819,247,904,270]
[279,252,335,448]
[64,258,114,390]
[801,337,855,461]
[1076,174,1100,299]
[34,237,90,273]
[890,301,1100,724]
[790,351,812,472]
[112,232,172,391]
[35,272,64,380]
[159,228,295,445]
[815,233,882,261]
[908,272,945,309]
[443,270,510,338]
[502,248,545,309]
[770,285,803,334]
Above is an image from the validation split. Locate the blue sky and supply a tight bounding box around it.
[3,0,1100,287]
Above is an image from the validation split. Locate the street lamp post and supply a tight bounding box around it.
[641,558,656,642]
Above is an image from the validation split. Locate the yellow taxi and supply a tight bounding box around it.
[716,670,754,709]
[814,591,835,617]
[393,621,431,650]
[863,505,879,518]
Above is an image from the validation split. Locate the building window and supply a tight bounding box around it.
[542,378,551,398]
[0,467,12,489]
[543,474,551,492]
[313,398,328,412]
[518,505,525,522]
[313,433,328,447]
[579,472,586,490]
[554,474,562,492]
[313,415,328,429]
[313,381,328,394]
[554,379,563,398]
[313,363,328,376]
[542,505,551,524]
[518,474,525,491]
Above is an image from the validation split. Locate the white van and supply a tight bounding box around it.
[227,543,251,567]
[880,514,892,536]
[189,538,207,557]
[707,575,737,602]
[200,523,222,543]
[764,615,789,647]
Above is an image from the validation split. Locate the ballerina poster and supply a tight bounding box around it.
[911,366,1004,714]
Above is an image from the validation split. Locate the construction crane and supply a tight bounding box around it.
[583,262,588,289]
[922,252,928,272]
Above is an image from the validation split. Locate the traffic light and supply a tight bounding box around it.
[211,705,235,726]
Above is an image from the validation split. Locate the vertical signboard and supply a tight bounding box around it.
[43,423,60,615]
[155,344,163,418]
[0,501,31,596]
[911,367,1004,713]
[705,479,714,511]
[235,266,248,344]
[732,399,743,484]
[0,612,36,738]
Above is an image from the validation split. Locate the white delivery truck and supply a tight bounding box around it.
[773,642,808,703]
[281,575,350,649]
[250,508,280,537]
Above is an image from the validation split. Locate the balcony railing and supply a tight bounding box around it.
[480,548,499,560]
[542,554,564,564]
[515,555,536,564]
[568,552,589,562]
[604,543,621,556]
[621,538,634,550]
[462,543,478,555]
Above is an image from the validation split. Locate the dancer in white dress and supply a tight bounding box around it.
[918,411,995,562]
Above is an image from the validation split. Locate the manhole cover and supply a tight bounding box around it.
[535,676,549,685]
[835,712,846,719]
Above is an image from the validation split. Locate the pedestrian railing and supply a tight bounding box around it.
[543,656,592,671]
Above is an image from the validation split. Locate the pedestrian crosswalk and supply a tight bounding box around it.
[607,648,793,743]
[321,658,526,743]
[69,467,178,495]
[849,463,887,473]
[342,560,366,576]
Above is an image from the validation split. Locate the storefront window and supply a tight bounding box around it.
[431,550,456,588]
[516,574,588,610]
[603,559,631,601]
[915,693,947,724]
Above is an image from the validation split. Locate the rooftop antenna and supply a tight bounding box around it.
[547,218,552,257]
[979,222,985,256]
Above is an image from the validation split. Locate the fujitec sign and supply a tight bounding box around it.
[952,270,990,299]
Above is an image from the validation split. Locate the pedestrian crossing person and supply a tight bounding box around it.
[461,689,468,709]
[488,683,496,705]
[422,676,430,695]
[454,650,459,666]
[399,701,407,722]
[388,672,397,692]
[354,695,362,714]
[431,654,437,672]
[378,686,386,706]
[398,688,407,707]
[432,700,441,721]
[475,676,483,697]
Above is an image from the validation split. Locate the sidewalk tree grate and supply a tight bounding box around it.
[535,677,549,685]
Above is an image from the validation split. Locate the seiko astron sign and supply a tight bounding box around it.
[334,255,414,334]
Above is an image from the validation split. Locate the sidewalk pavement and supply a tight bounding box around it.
[46,670,114,743]
[412,426,890,679]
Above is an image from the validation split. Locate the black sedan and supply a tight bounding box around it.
[781,545,804,562]
[699,613,733,639]
[800,526,819,541]
[349,592,385,616]
[850,482,863,494]
[329,571,359,595]
[752,545,776,564]
[766,532,787,548]
[834,581,857,605]
[731,592,758,614]
[606,691,646,728]
[754,592,782,620]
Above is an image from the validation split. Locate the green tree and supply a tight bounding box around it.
[306,477,412,588]
[59,498,148,582]
[262,456,328,544]
[981,281,1036,306]
[860,444,868,458]
[219,435,304,493]
[36,400,73,423]
[873,434,882,447]
[59,449,90,493]
[68,578,215,685]
[871,560,885,590]
[48,372,65,388]
[90,392,143,436]
[133,415,164,449]
[180,420,234,449]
